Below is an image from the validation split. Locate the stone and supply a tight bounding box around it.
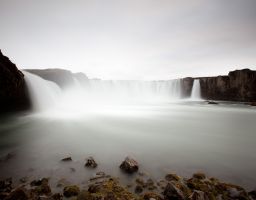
[189,190,209,200]
[249,190,256,200]
[63,185,80,197]
[143,192,163,200]
[120,157,139,173]
[163,183,185,200]
[33,178,51,195]
[165,173,180,182]
[61,157,72,161]
[77,190,93,200]
[135,185,143,193]
[193,172,206,180]
[0,178,12,193]
[207,101,218,105]
[4,187,30,200]
[85,157,98,168]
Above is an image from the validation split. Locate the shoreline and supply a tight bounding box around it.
[1,157,256,200]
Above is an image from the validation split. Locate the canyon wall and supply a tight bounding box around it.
[0,50,30,112]
[181,69,256,102]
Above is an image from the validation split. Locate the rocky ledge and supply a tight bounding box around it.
[1,172,256,200]
[0,50,30,113]
[1,157,256,200]
[181,69,256,102]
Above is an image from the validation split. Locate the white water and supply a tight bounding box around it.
[1,72,256,190]
[24,72,183,114]
[23,71,61,111]
[191,79,202,100]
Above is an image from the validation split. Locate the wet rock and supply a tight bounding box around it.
[192,173,206,180]
[249,190,256,200]
[51,193,63,200]
[63,185,80,197]
[189,190,209,200]
[0,178,12,193]
[4,187,30,200]
[207,101,218,105]
[77,190,93,200]
[33,178,51,195]
[61,157,72,161]
[163,183,185,200]
[165,173,180,182]
[88,184,102,193]
[135,185,143,194]
[85,157,98,168]
[120,157,139,173]
[143,192,163,200]
[30,178,49,187]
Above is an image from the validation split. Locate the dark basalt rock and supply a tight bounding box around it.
[181,68,256,102]
[163,182,185,200]
[61,157,72,161]
[4,187,30,200]
[0,50,30,113]
[120,157,139,173]
[85,157,98,168]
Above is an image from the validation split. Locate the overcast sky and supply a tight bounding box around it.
[0,0,256,80]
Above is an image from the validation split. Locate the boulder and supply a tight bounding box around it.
[4,187,30,200]
[120,157,139,173]
[85,157,98,168]
[163,183,185,200]
[61,157,72,162]
[63,185,80,197]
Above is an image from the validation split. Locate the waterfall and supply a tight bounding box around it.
[191,79,202,100]
[23,71,184,114]
[23,71,61,111]
[84,79,182,103]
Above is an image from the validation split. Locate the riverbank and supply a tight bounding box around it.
[1,156,256,200]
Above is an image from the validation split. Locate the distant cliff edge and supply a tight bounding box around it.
[181,69,256,102]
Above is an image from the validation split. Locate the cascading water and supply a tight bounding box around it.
[23,71,61,111]
[23,72,184,115]
[191,79,202,100]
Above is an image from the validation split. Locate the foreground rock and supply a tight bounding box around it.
[0,172,255,200]
[0,50,30,113]
[85,157,98,168]
[120,156,139,173]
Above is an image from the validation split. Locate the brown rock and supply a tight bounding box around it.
[4,187,30,200]
[120,157,139,173]
[61,157,72,161]
[85,157,98,168]
[163,183,185,200]
[63,185,80,197]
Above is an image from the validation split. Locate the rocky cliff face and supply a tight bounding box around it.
[25,69,88,89]
[0,50,30,112]
[181,69,256,102]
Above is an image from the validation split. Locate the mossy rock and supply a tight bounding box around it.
[63,185,80,197]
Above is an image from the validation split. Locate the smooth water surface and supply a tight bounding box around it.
[0,101,256,189]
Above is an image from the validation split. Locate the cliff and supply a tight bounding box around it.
[25,69,88,88]
[0,50,30,112]
[181,69,256,102]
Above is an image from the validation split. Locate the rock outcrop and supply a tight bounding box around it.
[181,68,256,102]
[0,50,30,113]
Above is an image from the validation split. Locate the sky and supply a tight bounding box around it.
[0,0,256,80]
